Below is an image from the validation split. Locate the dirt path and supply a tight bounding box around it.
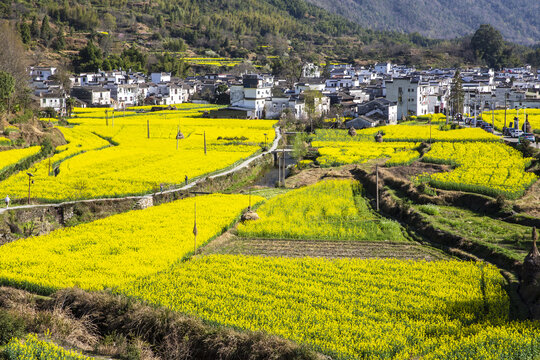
[0,127,282,215]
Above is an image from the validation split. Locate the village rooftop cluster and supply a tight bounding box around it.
[32,62,540,127]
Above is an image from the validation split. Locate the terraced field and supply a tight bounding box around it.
[202,234,449,260]
[0,106,276,202]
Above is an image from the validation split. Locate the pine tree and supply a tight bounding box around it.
[40,15,50,41]
[0,71,15,112]
[30,15,40,38]
[54,27,65,50]
[19,22,31,44]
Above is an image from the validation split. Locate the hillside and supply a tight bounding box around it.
[1,0,469,69]
[305,0,540,45]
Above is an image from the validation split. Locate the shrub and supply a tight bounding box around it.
[418,204,440,215]
[0,310,25,345]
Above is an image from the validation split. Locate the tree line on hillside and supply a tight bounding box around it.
[3,0,537,70]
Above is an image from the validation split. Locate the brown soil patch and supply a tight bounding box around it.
[201,231,449,261]
[285,164,358,188]
[382,162,451,181]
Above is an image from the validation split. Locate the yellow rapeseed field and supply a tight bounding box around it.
[123,255,540,360]
[358,125,500,142]
[0,194,260,293]
[422,142,537,199]
[238,180,407,241]
[481,109,540,132]
[0,127,110,201]
[0,107,276,201]
[4,334,94,360]
[313,140,420,167]
[0,146,41,172]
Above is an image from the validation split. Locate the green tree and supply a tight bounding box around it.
[74,40,103,72]
[303,90,323,131]
[0,71,15,112]
[54,27,66,50]
[163,38,186,52]
[19,22,31,44]
[470,24,504,69]
[156,14,164,28]
[292,133,309,160]
[40,15,51,42]
[275,56,302,88]
[322,57,332,78]
[30,15,40,38]
[103,13,117,31]
[152,53,190,78]
[66,97,76,117]
[121,46,147,71]
[0,1,9,17]
[525,48,540,67]
[449,69,464,123]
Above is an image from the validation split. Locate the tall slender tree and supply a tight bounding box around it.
[40,15,51,42]
[0,71,15,112]
[54,27,65,50]
[19,22,31,44]
[30,15,39,38]
[449,69,464,123]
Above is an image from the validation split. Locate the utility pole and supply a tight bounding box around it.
[27,173,34,205]
[429,116,432,144]
[473,92,477,121]
[176,125,180,150]
[278,153,281,187]
[112,110,114,128]
[193,201,198,253]
[105,109,109,126]
[479,94,483,120]
[204,131,207,155]
[282,147,286,185]
[491,104,495,129]
[504,93,508,129]
[375,165,379,212]
[147,120,150,139]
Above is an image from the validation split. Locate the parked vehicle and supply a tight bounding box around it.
[511,129,524,138]
[483,126,494,133]
[465,118,475,125]
[518,133,535,143]
[481,122,492,130]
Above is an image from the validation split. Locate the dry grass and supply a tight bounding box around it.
[0,286,99,352]
[0,285,320,359]
[51,288,320,360]
[514,180,540,218]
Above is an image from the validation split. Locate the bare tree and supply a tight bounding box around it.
[0,21,30,107]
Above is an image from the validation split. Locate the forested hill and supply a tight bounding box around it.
[0,0,460,66]
[0,0,536,70]
[305,0,540,45]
